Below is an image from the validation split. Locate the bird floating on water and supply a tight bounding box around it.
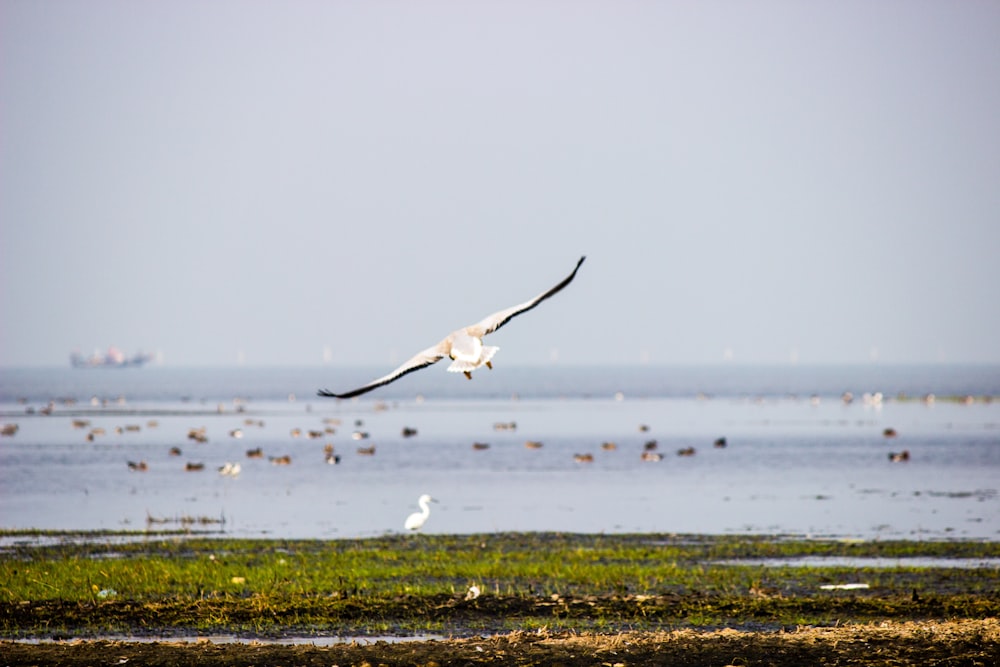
[404,494,437,531]
[318,256,585,399]
[218,462,241,477]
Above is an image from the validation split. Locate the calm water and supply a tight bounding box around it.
[1,365,998,540]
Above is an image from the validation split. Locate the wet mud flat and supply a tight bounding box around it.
[5,620,999,666]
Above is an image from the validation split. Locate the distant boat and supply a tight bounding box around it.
[70,346,154,368]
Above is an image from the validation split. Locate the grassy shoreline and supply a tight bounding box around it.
[4,532,999,638]
[4,532,999,665]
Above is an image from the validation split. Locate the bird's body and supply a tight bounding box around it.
[218,461,241,477]
[404,493,436,531]
[318,256,585,399]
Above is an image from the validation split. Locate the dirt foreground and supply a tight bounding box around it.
[5,619,998,666]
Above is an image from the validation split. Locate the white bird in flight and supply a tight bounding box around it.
[318,256,585,399]
[404,494,437,531]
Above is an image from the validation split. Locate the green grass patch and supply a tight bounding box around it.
[2,532,998,638]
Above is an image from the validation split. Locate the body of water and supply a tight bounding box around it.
[1,364,998,540]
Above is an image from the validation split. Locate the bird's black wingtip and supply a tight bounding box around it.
[317,389,341,399]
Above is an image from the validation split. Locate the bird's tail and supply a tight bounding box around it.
[447,358,478,373]
[446,346,499,373]
[481,346,499,364]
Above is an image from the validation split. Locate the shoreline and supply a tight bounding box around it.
[4,533,998,665]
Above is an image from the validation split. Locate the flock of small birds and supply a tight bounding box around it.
[0,390,930,481]
[107,416,740,473]
[566,428,728,465]
[112,415,354,475]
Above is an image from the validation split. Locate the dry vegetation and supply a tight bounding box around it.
[4,620,999,666]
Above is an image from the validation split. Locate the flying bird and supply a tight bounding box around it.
[318,256,585,399]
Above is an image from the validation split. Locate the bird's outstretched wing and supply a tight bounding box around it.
[470,256,585,337]
[317,341,449,399]
[318,255,585,398]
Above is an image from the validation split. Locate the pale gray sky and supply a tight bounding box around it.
[2,1,998,367]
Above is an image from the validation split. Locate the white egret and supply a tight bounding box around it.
[404,494,437,531]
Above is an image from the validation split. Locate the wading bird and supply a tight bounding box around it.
[318,256,585,399]
[404,494,437,531]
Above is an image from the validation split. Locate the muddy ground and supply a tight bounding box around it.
[5,619,999,666]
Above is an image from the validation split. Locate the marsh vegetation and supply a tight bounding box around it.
[2,531,999,664]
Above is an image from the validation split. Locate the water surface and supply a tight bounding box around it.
[2,365,998,540]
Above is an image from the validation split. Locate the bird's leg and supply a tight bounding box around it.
[486,361,493,370]
[464,371,472,380]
